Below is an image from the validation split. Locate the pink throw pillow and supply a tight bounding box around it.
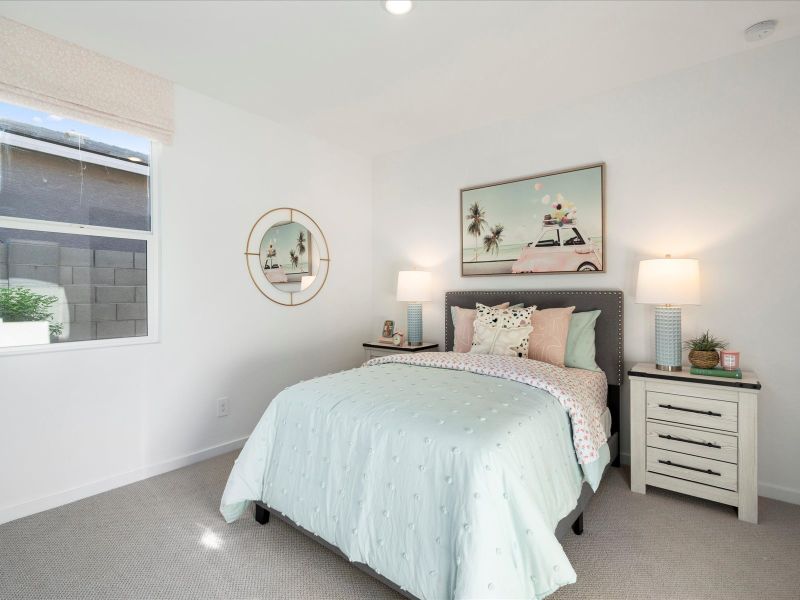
[528,307,575,367]
[453,302,510,352]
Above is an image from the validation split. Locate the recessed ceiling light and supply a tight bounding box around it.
[744,20,777,42]
[384,0,413,16]
[127,156,143,162]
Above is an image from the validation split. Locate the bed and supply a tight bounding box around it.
[220,290,623,599]
[264,265,289,283]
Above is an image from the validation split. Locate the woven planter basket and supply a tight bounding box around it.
[689,350,719,369]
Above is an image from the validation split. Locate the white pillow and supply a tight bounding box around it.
[469,321,533,358]
[474,302,536,328]
[470,303,536,357]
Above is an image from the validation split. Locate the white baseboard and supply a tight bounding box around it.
[3,437,797,526]
[0,436,248,526]
[617,451,799,505]
[758,481,800,505]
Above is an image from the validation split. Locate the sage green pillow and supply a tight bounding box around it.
[565,310,602,371]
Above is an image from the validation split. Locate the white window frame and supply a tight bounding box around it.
[0,134,161,356]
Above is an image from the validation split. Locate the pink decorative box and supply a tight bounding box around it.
[720,350,740,371]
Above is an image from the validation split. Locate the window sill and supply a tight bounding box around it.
[0,334,160,357]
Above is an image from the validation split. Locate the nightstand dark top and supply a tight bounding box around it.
[628,362,761,390]
[362,342,439,352]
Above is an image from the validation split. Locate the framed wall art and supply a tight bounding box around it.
[461,163,604,276]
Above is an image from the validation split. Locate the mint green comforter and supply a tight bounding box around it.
[221,361,609,599]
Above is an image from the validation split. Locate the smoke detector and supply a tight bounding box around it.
[744,20,778,42]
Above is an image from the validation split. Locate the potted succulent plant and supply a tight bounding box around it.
[684,330,727,369]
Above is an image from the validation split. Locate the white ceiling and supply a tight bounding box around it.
[1,1,798,156]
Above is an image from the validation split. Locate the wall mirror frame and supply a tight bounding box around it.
[245,208,330,306]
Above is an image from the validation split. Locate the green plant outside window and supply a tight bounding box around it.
[0,287,63,336]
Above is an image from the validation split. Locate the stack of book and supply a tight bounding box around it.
[689,367,742,379]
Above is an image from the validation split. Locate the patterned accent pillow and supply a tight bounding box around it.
[528,306,575,367]
[474,303,536,328]
[470,321,533,358]
[471,304,536,357]
[452,302,510,353]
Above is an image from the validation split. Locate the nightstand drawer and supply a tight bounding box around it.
[647,447,737,491]
[646,422,737,463]
[646,391,737,432]
[365,347,400,360]
[363,342,439,364]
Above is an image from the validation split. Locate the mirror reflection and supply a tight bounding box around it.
[245,207,329,306]
[259,221,317,292]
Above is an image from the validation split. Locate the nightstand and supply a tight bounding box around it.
[629,363,761,523]
[363,341,439,362]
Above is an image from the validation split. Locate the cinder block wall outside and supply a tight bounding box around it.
[0,240,6,281]
[0,239,147,342]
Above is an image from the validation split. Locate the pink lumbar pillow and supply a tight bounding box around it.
[528,306,575,367]
[453,302,510,352]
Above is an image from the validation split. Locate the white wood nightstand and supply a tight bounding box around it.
[628,363,761,523]
[363,341,439,362]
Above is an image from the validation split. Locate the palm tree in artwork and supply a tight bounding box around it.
[483,224,504,256]
[289,249,299,269]
[466,202,487,261]
[296,231,307,257]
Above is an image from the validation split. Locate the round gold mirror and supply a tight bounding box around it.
[245,208,329,306]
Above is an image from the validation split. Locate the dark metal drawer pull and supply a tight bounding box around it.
[658,403,722,417]
[658,459,721,476]
[658,433,721,449]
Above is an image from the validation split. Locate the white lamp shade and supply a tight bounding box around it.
[397,271,431,302]
[636,258,700,305]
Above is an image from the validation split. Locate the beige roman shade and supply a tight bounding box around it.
[0,18,174,143]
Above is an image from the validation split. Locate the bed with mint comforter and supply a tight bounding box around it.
[220,352,610,599]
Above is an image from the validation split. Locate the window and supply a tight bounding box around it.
[0,101,156,351]
[535,229,560,247]
[562,228,585,246]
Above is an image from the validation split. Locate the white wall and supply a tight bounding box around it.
[0,86,373,523]
[1,35,797,525]
[371,38,800,503]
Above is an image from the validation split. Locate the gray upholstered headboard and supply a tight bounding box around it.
[444,290,624,386]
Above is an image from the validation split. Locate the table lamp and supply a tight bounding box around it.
[635,256,700,371]
[397,271,431,346]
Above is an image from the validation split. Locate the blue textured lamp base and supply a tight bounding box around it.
[407,302,423,346]
[655,305,682,371]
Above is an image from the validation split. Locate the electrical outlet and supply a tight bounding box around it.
[217,397,230,417]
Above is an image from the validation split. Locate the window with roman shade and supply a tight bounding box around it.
[0,18,173,351]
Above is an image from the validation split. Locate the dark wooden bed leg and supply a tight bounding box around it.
[255,504,270,525]
[612,454,621,468]
[571,513,584,535]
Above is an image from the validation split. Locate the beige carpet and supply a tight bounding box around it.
[1,452,798,599]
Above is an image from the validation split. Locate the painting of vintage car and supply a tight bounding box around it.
[460,163,604,276]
